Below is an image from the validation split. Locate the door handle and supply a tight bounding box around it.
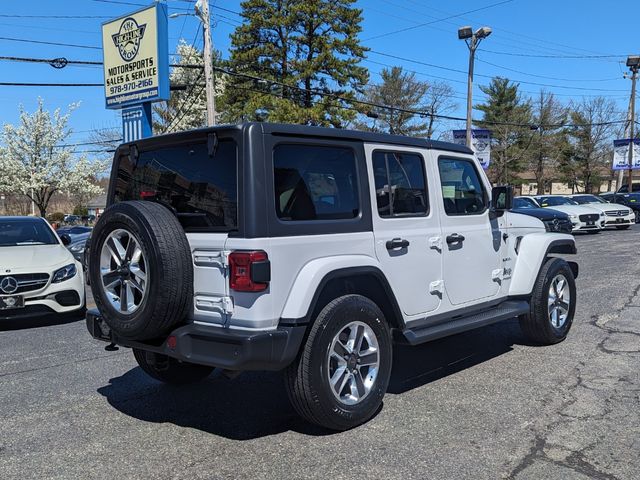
[446,233,465,245]
[386,238,410,250]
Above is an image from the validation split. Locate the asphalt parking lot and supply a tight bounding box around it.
[1,228,639,480]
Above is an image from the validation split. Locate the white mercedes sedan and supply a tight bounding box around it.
[0,216,85,320]
[531,195,605,233]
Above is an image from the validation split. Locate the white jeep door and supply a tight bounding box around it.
[436,156,502,305]
[366,145,442,316]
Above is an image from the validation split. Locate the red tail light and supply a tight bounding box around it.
[229,251,270,292]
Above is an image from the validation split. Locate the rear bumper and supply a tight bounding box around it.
[86,309,306,371]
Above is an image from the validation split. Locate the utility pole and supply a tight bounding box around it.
[196,0,217,126]
[617,93,633,190]
[626,56,639,193]
[458,26,492,148]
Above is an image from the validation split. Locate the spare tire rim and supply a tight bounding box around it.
[326,321,380,406]
[548,274,570,329]
[99,229,148,315]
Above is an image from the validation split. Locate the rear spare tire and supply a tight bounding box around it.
[89,201,193,340]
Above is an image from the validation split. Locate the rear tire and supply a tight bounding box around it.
[285,294,392,431]
[133,349,214,385]
[519,258,576,345]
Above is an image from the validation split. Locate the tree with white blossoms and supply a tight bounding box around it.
[153,39,224,133]
[0,99,108,218]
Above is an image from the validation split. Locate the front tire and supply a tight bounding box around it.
[285,294,392,431]
[519,258,576,345]
[133,349,214,385]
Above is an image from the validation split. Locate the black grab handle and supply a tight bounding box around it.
[386,238,410,250]
[446,233,465,244]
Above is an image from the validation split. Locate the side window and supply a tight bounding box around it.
[372,151,428,217]
[438,158,487,215]
[273,144,359,221]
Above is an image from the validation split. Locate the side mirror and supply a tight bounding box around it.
[491,185,513,212]
[60,234,72,246]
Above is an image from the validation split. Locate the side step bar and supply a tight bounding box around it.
[402,300,530,346]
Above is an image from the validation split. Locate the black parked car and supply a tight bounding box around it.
[600,192,640,223]
[512,197,573,233]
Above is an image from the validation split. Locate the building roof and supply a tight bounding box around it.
[87,194,107,208]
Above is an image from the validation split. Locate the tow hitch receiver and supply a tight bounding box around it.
[86,309,112,342]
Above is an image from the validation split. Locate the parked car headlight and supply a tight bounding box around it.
[69,242,85,253]
[52,263,77,283]
[569,214,578,220]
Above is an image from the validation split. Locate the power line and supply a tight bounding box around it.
[216,64,628,129]
[163,23,205,133]
[0,55,203,69]
[365,0,514,41]
[0,14,110,19]
[0,36,101,50]
[475,56,621,83]
[368,50,629,92]
[0,82,103,87]
[480,49,625,60]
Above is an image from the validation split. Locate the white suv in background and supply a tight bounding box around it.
[569,194,635,230]
[532,195,604,233]
[0,216,85,320]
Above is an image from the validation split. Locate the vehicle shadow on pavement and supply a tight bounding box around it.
[388,318,531,394]
[0,313,84,332]
[97,367,334,440]
[96,318,531,440]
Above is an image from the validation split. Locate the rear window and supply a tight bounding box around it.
[273,144,359,221]
[114,140,238,232]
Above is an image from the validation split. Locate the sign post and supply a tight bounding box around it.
[102,3,169,142]
[452,129,492,169]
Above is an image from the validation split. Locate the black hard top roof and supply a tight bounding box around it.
[120,122,473,155]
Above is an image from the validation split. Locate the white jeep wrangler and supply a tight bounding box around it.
[87,123,578,430]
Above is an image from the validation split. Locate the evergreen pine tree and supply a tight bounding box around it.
[356,66,430,136]
[475,77,533,185]
[221,0,368,127]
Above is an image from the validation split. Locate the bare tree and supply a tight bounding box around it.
[423,81,457,138]
[560,97,617,193]
[529,90,568,194]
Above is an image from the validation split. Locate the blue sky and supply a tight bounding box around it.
[0,0,637,153]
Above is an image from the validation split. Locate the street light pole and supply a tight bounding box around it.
[196,0,217,126]
[458,26,492,148]
[626,56,639,193]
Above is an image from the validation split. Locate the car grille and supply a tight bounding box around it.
[579,214,599,222]
[0,273,49,294]
[544,218,573,233]
[604,209,630,217]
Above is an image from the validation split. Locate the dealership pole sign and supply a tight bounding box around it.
[612,139,640,170]
[452,129,492,169]
[102,3,168,142]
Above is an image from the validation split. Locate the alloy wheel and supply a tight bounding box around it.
[326,321,380,406]
[99,229,148,314]
[548,274,571,328]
